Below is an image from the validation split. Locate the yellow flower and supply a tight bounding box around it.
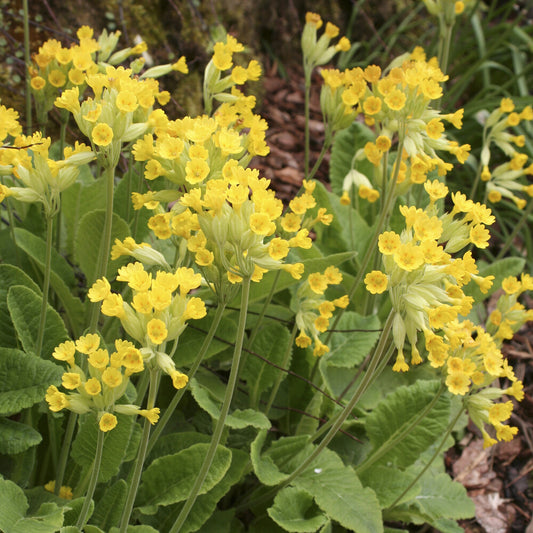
[308,273,328,294]
[384,89,406,111]
[31,76,46,91]
[445,371,470,395]
[147,318,168,344]
[171,370,189,389]
[88,348,109,370]
[85,378,102,396]
[363,96,382,116]
[62,372,81,390]
[76,334,100,354]
[364,270,388,294]
[99,412,118,432]
[48,69,66,88]
[53,340,76,365]
[88,277,111,302]
[393,242,424,271]
[92,123,114,147]
[116,90,138,113]
[140,408,160,425]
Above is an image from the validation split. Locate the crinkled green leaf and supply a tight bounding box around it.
[241,320,292,399]
[0,479,65,533]
[12,229,85,336]
[0,264,41,348]
[251,430,293,486]
[91,479,127,530]
[190,378,271,429]
[137,443,232,507]
[0,347,62,416]
[0,418,42,455]
[74,209,130,285]
[365,380,450,468]
[71,413,137,483]
[268,486,327,532]
[8,286,69,360]
[294,448,383,533]
[359,465,420,509]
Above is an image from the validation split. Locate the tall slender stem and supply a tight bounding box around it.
[168,278,251,533]
[119,368,160,532]
[54,411,77,496]
[36,215,54,356]
[76,428,105,529]
[88,164,116,332]
[147,302,227,455]
[22,0,31,134]
[496,198,533,259]
[326,131,405,344]
[241,311,395,511]
[304,72,311,178]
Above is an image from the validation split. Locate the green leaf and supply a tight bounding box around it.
[293,448,383,533]
[241,320,292,398]
[71,413,137,483]
[365,380,450,469]
[175,312,237,366]
[0,418,42,455]
[330,122,376,195]
[14,228,76,288]
[8,286,69,360]
[411,473,475,521]
[189,378,271,429]
[323,312,381,368]
[12,229,85,336]
[0,264,41,348]
[0,347,62,416]
[359,465,420,509]
[91,479,127,530]
[61,178,106,256]
[137,443,232,507]
[0,479,65,533]
[251,430,292,486]
[147,432,211,464]
[74,209,130,285]
[169,449,248,533]
[268,486,327,532]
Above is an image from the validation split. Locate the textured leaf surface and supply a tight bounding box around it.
[0,264,41,348]
[365,380,450,468]
[0,347,62,416]
[251,430,293,486]
[0,418,42,454]
[242,320,291,398]
[71,413,137,483]
[294,448,383,533]
[8,286,69,360]
[74,209,130,285]
[137,443,232,507]
[268,486,327,532]
[190,378,271,429]
[92,479,127,530]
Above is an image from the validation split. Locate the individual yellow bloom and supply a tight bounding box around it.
[268,237,290,261]
[495,423,518,442]
[250,212,276,236]
[333,295,349,308]
[505,380,524,401]
[116,90,138,113]
[88,277,111,302]
[501,276,521,294]
[507,112,520,127]
[31,76,46,91]
[392,350,409,372]
[393,242,424,271]
[364,65,381,83]
[335,37,351,52]
[363,96,382,116]
[340,190,351,205]
[183,297,207,321]
[140,408,160,425]
[313,340,329,357]
[324,266,342,285]
[76,334,100,354]
[147,318,168,344]
[375,135,391,151]
[53,340,76,365]
[455,1,465,14]
[102,367,123,388]
[281,213,301,232]
[62,372,81,390]
[305,12,322,28]
[213,42,233,71]
[308,273,328,294]
[171,370,189,389]
[122,347,144,373]
[101,293,125,318]
[469,224,490,248]
[92,123,114,147]
[283,262,305,280]
[378,231,401,255]
[48,69,66,88]
[88,348,110,370]
[172,56,188,73]
[85,378,102,396]
[44,481,73,500]
[45,385,70,412]
[99,412,118,432]
[296,332,312,348]
[195,248,215,267]
[426,118,444,140]
[318,301,335,319]
[364,270,388,294]
[384,89,406,111]
[54,87,80,114]
[185,158,210,184]
[482,429,497,449]
[445,371,470,395]
[488,401,513,425]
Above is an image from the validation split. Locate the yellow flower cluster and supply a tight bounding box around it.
[88,263,206,358]
[46,334,160,432]
[301,12,350,74]
[0,129,94,216]
[294,267,349,357]
[365,180,496,373]
[480,98,533,209]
